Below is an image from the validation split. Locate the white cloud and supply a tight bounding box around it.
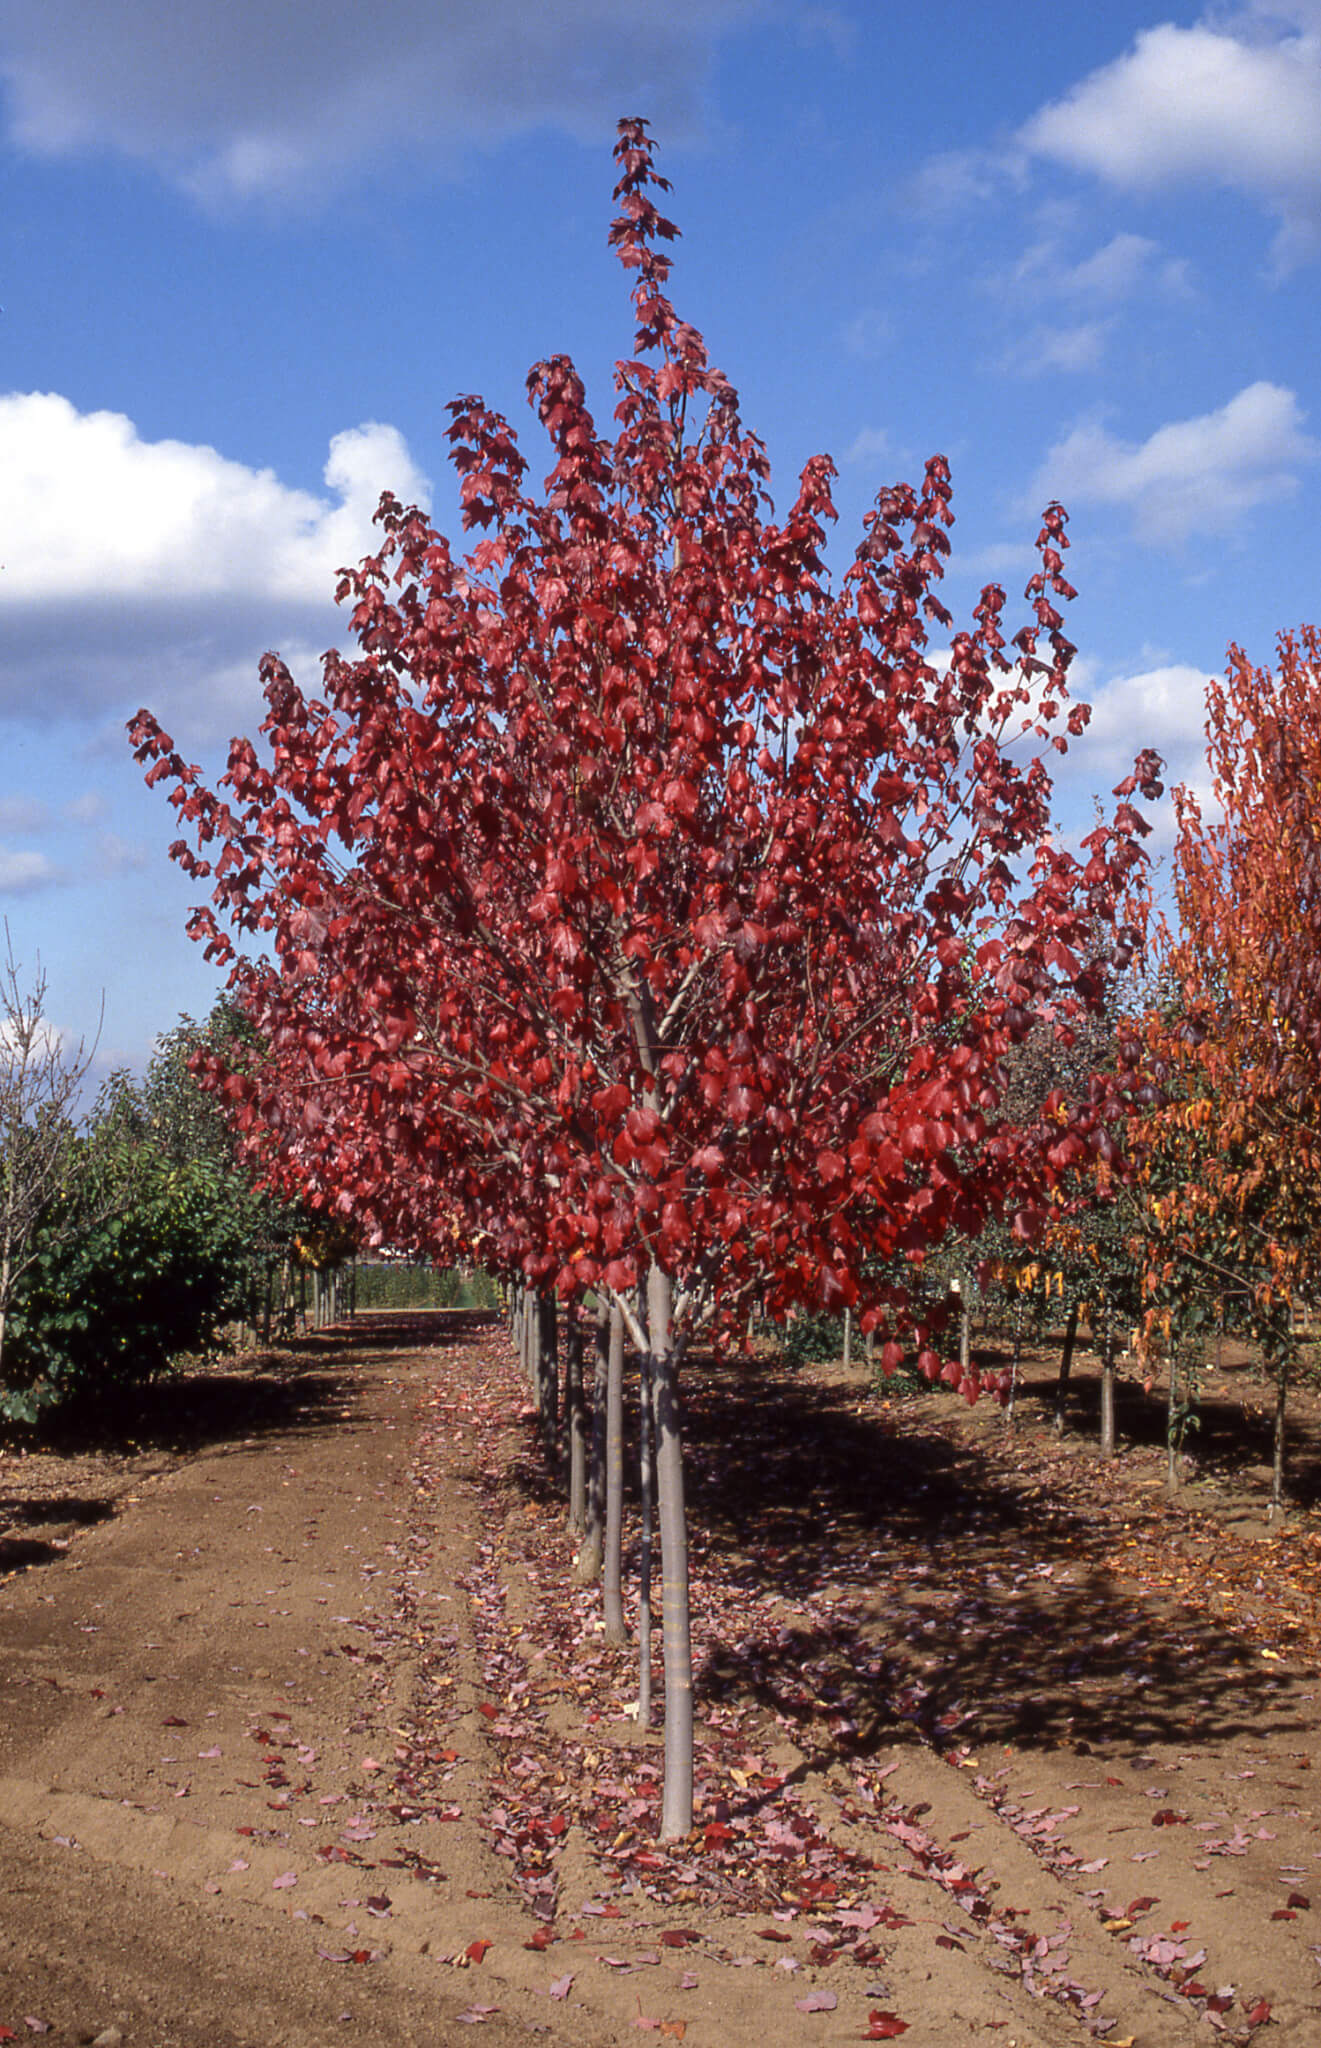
[0,845,63,894]
[92,832,149,876]
[0,396,429,734]
[904,147,1004,216]
[990,230,1190,378]
[1002,320,1114,377]
[841,425,893,467]
[1030,381,1319,544]
[1075,662,1214,785]
[1018,10,1321,269]
[0,396,428,605]
[0,0,756,203]
[0,797,48,833]
[64,792,107,825]
[1056,230,1192,303]
[953,541,1039,582]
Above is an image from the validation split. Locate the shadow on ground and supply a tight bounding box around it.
[671,1352,1310,1770]
[976,1345,1321,1506]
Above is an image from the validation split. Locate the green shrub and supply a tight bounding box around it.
[2,1150,253,1419]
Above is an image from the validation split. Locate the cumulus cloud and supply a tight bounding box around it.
[0,395,429,734]
[1,395,428,605]
[1018,9,1321,269]
[0,0,756,203]
[0,845,63,894]
[0,797,48,833]
[841,425,893,467]
[1075,662,1214,787]
[1029,381,1319,544]
[1002,320,1114,378]
[1056,230,1191,303]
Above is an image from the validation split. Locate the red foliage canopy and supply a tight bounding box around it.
[131,119,1158,1373]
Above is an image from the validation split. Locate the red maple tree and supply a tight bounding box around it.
[132,119,1157,1835]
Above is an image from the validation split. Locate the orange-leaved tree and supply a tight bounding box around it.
[1149,629,1321,1513]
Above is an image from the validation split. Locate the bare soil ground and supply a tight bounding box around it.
[2,1313,1320,2047]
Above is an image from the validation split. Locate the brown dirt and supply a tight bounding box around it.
[1,1313,1319,2046]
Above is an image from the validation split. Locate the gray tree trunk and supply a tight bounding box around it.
[1272,1350,1290,1520]
[648,1261,693,1841]
[1099,1329,1117,1460]
[638,1336,654,1732]
[566,1308,587,1533]
[1166,1345,1181,1492]
[536,1291,558,1462]
[842,1307,852,1369]
[576,1303,609,1583]
[1006,1299,1024,1430]
[603,1303,627,1643]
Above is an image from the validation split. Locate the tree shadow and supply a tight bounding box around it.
[5,1494,115,1527]
[1013,1358,1321,1508]
[9,1309,501,1460]
[677,1352,1311,1766]
[0,1534,67,1572]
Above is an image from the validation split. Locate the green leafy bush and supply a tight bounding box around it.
[2,1147,254,1418]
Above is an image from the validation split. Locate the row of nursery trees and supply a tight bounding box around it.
[129,122,1317,1839]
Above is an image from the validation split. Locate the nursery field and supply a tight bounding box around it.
[1,1312,1320,2046]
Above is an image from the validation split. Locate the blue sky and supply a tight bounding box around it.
[2,0,1320,1075]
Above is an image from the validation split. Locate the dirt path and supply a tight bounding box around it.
[2,1315,1320,2046]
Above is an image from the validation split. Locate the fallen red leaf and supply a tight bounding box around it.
[1246,1999,1272,2028]
[865,2017,909,2041]
[466,1939,492,1964]
[1287,1891,1310,1909]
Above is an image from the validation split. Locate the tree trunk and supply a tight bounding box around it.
[536,1291,558,1462]
[1099,1327,1117,1460]
[517,1287,531,1386]
[648,1261,693,1841]
[1006,1299,1024,1430]
[566,1308,587,1534]
[576,1303,609,1583]
[1272,1349,1290,1520]
[638,1337,654,1732]
[958,1277,971,1377]
[1166,1345,1180,1492]
[842,1307,852,1370]
[603,1303,627,1643]
[1054,1301,1080,1436]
